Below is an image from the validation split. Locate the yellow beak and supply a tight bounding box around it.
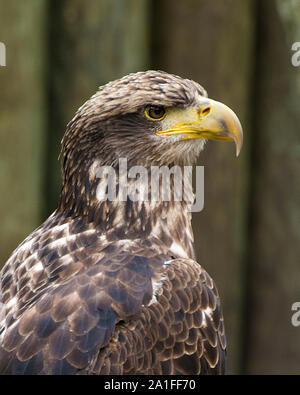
[155,99,243,156]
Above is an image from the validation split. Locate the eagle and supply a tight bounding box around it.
[0,71,242,375]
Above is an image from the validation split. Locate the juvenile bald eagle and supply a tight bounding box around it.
[0,71,242,375]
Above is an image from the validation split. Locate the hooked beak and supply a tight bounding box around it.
[155,98,243,156]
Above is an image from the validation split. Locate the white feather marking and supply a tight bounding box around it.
[49,234,76,249]
[149,221,161,238]
[99,234,107,242]
[13,228,95,275]
[31,261,43,273]
[203,306,213,317]
[48,222,70,235]
[147,274,166,306]
[6,296,17,310]
[39,228,94,252]
[202,307,213,328]
[89,159,101,180]
[169,241,189,259]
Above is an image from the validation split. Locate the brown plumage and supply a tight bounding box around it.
[0,71,242,374]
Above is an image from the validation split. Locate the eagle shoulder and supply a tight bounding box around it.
[89,258,226,375]
[0,213,226,375]
[0,213,166,374]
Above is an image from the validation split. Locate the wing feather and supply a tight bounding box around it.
[0,213,226,375]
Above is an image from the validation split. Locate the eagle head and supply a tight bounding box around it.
[59,71,243,214]
[62,71,242,168]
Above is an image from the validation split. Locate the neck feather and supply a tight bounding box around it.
[58,159,196,260]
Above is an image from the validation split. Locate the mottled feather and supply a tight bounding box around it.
[0,71,226,375]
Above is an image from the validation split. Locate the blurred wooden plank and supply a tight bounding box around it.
[246,0,300,374]
[0,0,47,267]
[46,0,150,214]
[152,0,255,373]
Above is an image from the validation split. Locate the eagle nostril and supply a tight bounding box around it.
[199,106,212,118]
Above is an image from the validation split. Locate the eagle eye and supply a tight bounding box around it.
[145,105,166,121]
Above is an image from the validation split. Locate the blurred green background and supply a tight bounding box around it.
[0,0,300,374]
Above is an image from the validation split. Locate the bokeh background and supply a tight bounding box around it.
[0,0,300,374]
